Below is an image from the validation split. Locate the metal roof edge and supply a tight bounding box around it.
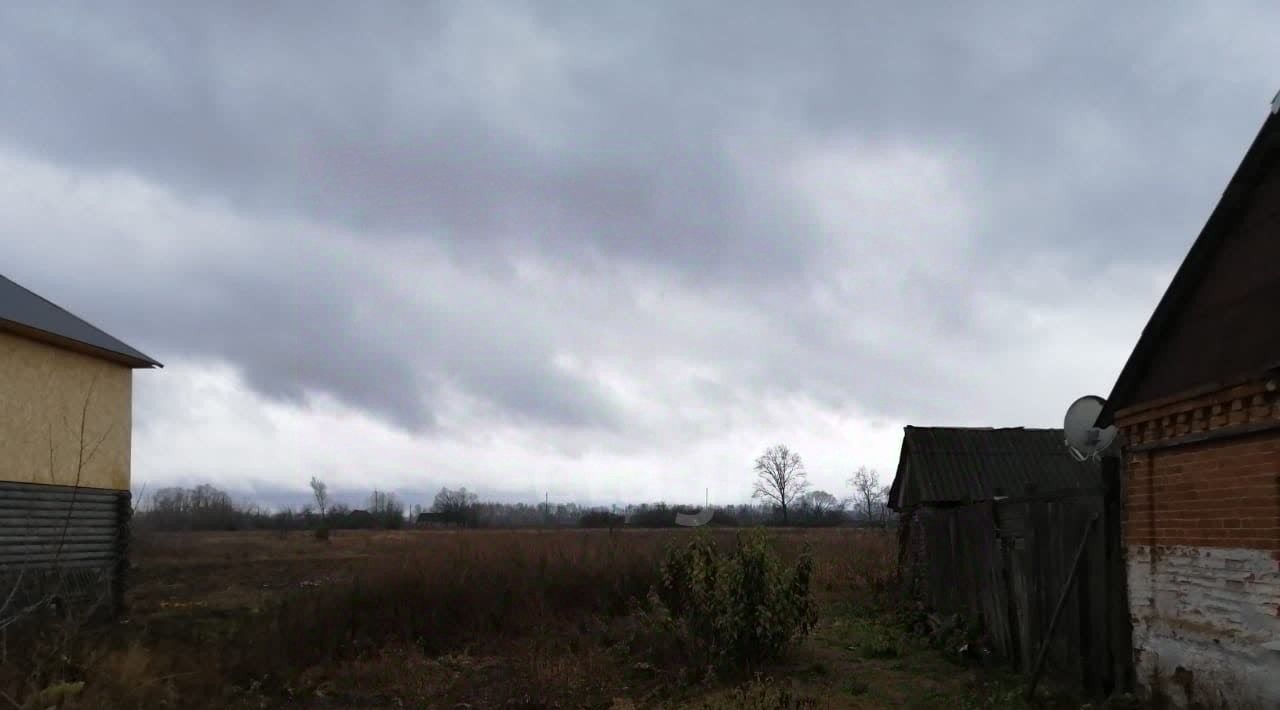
[0,319,160,369]
[0,275,162,369]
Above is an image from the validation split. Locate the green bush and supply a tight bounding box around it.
[649,529,817,673]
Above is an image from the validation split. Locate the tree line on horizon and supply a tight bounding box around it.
[132,444,893,532]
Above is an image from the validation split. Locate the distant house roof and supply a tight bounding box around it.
[888,426,1100,510]
[0,274,161,368]
[1100,107,1280,424]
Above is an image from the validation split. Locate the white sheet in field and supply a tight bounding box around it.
[674,508,713,527]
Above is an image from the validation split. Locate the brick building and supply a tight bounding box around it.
[1098,102,1280,708]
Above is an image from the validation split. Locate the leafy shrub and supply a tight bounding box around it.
[646,529,817,673]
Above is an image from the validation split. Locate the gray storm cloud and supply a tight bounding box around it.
[0,2,1276,440]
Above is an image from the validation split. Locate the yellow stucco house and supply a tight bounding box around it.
[0,274,160,612]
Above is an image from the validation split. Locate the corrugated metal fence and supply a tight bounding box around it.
[905,484,1131,696]
[0,481,128,615]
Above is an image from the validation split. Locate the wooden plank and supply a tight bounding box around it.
[1027,513,1098,698]
[0,557,115,571]
[958,507,978,619]
[0,533,116,544]
[1007,526,1032,670]
[1048,503,1064,666]
[981,503,1012,658]
[1084,498,1109,696]
[0,550,118,565]
[0,518,116,528]
[0,499,117,511]
[929,509,960,614]
[1102,457,1135,694]
[1077,506,1096,694]
[0,541,117,554]
[0,480,123,496]
[1054,501,1080,673]
[0,527,117,539]
[1030,501,1048,672]
[0,489,120,504]
[0,508,117,521]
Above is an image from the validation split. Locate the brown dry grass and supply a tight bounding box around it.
[3,528,898,709]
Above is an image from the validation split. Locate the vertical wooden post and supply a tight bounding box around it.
[1102,455,1135,694]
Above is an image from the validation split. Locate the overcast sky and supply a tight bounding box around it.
[1,3,1276,507]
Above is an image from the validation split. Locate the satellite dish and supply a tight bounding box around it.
[675,508,714,527]
[1063,395,1119,461]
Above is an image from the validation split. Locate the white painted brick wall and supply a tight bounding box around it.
[1128,545,1280,709]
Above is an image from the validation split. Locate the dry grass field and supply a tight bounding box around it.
[2,528,1087,709]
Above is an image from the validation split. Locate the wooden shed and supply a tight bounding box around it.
[0,274,160,616]
[889,426,1131,695]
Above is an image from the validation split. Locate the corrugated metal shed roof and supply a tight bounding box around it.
[0,274,161,368]
[889,426,1100,509]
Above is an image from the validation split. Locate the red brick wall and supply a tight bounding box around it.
[1118,378,1280,552]
[1124,434,1280,550]
[1119,379,1280,708]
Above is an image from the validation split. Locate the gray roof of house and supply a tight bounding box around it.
[0,274,161,368]
[888,426,1100,509]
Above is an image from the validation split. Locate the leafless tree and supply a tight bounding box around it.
[309,476,329,520]
[847,466,890,526]
[751,444,810,524]
[368,489,405,528]
[432,487,478,526]
[367,489,395,513]
[801,490,841,515]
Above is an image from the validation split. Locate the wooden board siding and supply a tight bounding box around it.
[0,329,132,491]
[0,481,127,614]
[903,492,1125,696]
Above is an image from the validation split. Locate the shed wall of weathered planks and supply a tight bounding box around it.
[901,490,1129,696]
[0,329,132,491]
